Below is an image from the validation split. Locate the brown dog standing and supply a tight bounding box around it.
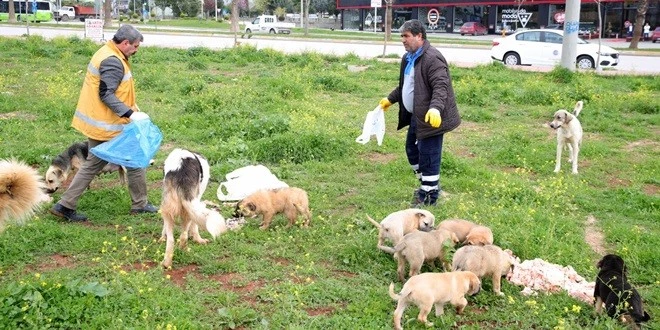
[389,271,481,330]
[437,218,493,246]
[393,228,459,282]
[452,244,513,295]
[234,187,311,230]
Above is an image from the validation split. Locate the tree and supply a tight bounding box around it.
[104,0,112,28]
[629,0,649,49]
[8,0,16,22]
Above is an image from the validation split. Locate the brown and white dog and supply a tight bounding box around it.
[160,149,227,268]
[1,159,52,232]
[549,101,584,174]
[44,141,125,193]
[233,187,311,230]
[389,271,481,330]
[367,209,435,254]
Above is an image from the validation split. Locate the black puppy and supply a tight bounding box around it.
[594,254,650,327]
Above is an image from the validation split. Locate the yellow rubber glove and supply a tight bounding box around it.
[379,98,392,111]
[424,108,442,128]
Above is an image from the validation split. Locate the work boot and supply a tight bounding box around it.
[426,189,440,206]
[50,203,88,222]
[130,203,159,215]
[411,189,428,208]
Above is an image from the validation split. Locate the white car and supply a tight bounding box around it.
[490,29,620,69]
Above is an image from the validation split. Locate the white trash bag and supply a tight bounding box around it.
[355,105,386,146]
[216,165,288,201]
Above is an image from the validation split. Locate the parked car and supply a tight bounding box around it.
[460,22,488,36]
[490,29,619,69]
[652,27,660,43]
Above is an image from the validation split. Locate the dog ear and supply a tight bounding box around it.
[564,112,574,123]
[247,202,257,212]
[54,168,63,177]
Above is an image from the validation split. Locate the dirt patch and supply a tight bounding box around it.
[624,139,659,152]
[165,264,200,287]
[642,183,659,196]
[0,112,37,121]
[33,254,76,272]
[584,215,607,256]
[305,306,336,316]
[606,177,632,188]
[363,152,397,163]
[332,269,358,278]
[209,272,266,306]
[123,261,158,273]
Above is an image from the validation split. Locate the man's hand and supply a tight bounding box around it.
[129,111,150,121]
[379,98,392,111]
[424,108,441,128]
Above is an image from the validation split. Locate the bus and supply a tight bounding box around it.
[0,0,55,22]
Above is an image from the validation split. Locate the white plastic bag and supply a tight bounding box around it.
[355,106,386,146]
[216,165,288,201]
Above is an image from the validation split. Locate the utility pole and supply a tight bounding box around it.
[560,0,580,70]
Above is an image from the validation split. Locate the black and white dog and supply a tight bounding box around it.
[160,149,227,268]
[594,254,650,328]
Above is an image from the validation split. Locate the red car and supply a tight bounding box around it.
[460,22,488,36]
[652,27,660,43]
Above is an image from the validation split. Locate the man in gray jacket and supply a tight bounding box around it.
[379,19,461,206]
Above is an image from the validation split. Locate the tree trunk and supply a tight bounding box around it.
[8,0,17,23]
[304,0,310,36]
[629,0,649,49]
[104,0,113,28]
[230,0,239,33]
[384,0,392,41]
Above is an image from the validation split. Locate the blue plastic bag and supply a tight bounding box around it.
[90,119,163,168]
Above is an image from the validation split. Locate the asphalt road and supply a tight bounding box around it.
[1,24,659,74]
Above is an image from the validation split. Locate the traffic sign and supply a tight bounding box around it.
[371,0,381,8]
[427,9,439,25]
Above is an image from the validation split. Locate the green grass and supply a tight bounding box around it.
[0,35,658,329]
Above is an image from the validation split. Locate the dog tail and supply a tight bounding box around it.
[0,159,51,232]
[573,100,583,117]
[366,215,382,229]
[388,282,400,301]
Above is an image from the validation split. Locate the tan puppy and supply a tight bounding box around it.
[389,271,481,330]
[367,208,435,254]
[437,218,493,245]
[464,225,494,246]
[452,244,513,295]
[234,187,311,230]
[393,228,459,282]
[1,159,52,232]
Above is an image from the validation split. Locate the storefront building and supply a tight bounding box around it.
[336,0,659,37]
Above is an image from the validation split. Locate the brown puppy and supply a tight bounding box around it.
[367,208,435,254]
[437,218,493,245]
[389,271,481,330]
[1,159,52,232]
[464,225,494,246]
[452,244,513,295]
[393,228,459,282]
[234,187,311,230]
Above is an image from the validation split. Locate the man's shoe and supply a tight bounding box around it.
[130,203,159,215]
[50,203,88,222]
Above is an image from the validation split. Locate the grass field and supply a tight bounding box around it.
[0,35,658,329]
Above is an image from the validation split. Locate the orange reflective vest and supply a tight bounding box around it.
[71,41,136,141]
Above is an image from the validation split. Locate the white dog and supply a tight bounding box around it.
[549,101,583,174]
[160,149,227,268]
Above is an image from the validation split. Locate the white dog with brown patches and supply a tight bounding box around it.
[549,101,583,174]
[160,149,227,268]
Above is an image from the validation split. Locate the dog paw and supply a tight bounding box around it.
[259,225,270,230]
[424,321,434,327]
[194,238,209,245]
[553,169,560,173]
